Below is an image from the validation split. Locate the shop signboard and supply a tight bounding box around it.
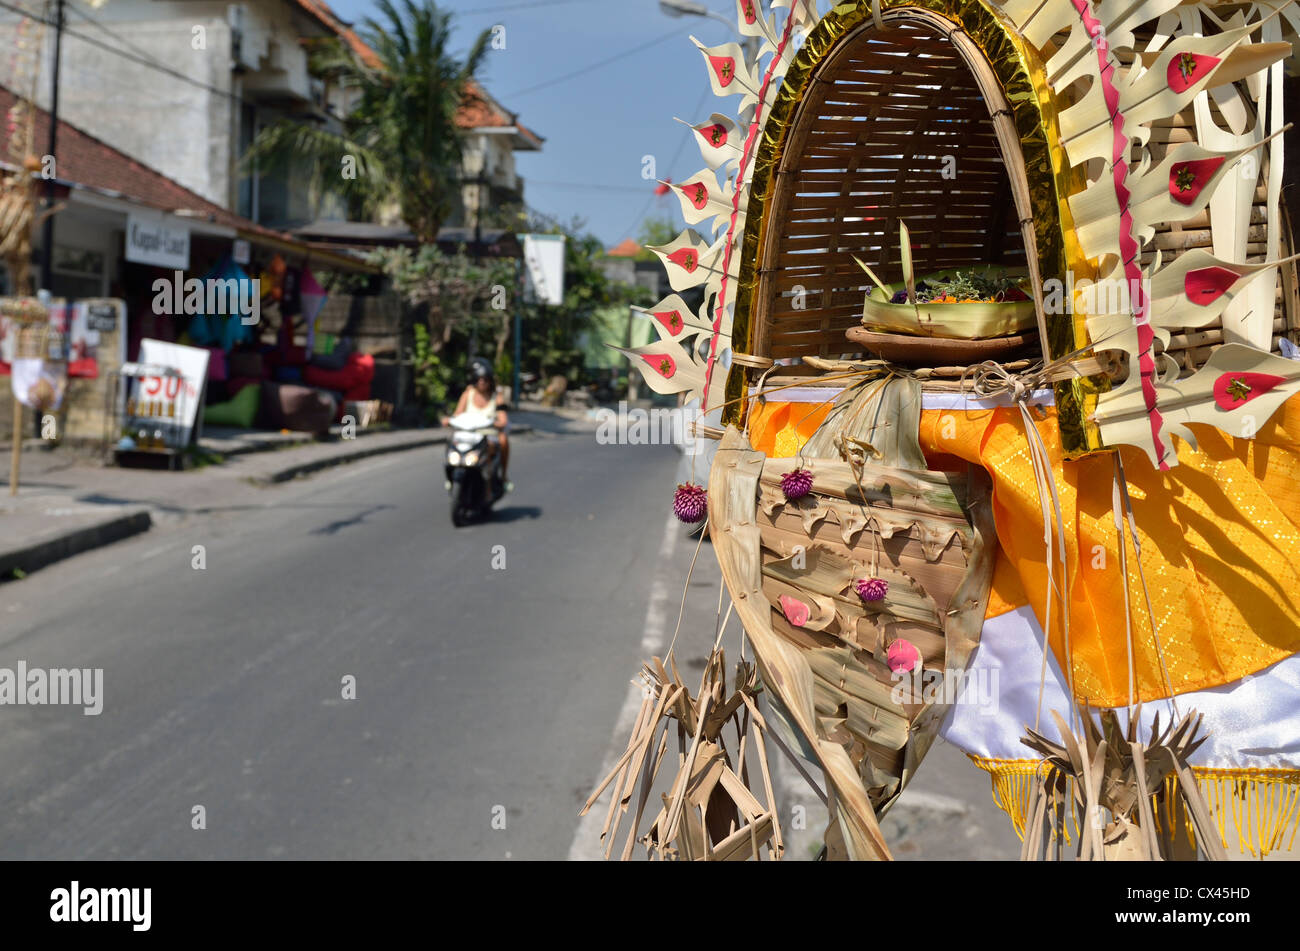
[86,302,118,333]
[125,214,190,269]
[522,233,566,306]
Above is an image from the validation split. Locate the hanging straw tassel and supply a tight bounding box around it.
[579,650,787,861]
[1017,706,1231,860]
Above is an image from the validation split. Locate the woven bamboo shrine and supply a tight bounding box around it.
[585,0,1300,860]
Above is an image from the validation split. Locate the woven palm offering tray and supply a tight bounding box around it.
[860,266,1037,337]
[851,258,1041,364]
[846,326,1039,365]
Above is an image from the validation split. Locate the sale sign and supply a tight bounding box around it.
[134,338,210,447]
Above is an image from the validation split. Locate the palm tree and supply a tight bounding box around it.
[242,0,490,242]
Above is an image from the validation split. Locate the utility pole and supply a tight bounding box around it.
[39,0,65,294]
[658,2,758,61]
[513,256,522,408]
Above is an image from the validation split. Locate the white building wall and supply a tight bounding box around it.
[458,132,525,228]
[0,0,328,214]
[0,3,238,208]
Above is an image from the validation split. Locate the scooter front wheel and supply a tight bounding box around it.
[450,481,472,527]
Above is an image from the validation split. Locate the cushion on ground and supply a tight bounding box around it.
[303,352,374,392]
[261,381,336,434]
[225,376,261,397]
[202,380,261,429]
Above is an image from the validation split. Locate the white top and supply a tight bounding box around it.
[452,388,499,431]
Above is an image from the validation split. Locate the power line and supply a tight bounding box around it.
[449,0,603,14]
[4,0,682,140]
[1,0,698,248]
[66,2,194,85]
[609,82,711,246]
[501,27,681,100]
[0,0,246,106]
[527,179,653,193]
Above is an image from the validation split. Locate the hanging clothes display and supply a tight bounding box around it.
[299,266,328,358]
[186,256,257,352]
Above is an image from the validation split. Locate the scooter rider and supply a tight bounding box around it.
[448,358,510,489]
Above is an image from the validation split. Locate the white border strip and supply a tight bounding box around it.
[922,389,1055,411]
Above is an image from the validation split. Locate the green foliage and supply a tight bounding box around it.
[411,323,452,412]
[375,244,514,411]
[241,0,490,241]
[904,269,1029,304]
[633,217,678,261]
[378,215,656,406]
[494,351,513,388]
[374,244,515,353]
[513,217,655,391]
[316,268,376,296]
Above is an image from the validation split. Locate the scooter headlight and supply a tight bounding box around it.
[462,450,481,466]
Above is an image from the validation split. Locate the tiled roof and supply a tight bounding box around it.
[457,80,544,150]
[606,239,642,258]
[293,0,382,69]
[0,85,301,247]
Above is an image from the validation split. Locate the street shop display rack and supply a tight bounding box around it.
[104,362,192,471]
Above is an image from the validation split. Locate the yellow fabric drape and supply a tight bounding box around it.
[917,397,1300,705]
[751,394,1300,705]
[748,399,833,459]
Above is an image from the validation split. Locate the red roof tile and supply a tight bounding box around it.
[457,80,544,149]
[293,0,382,69]
[607,239,642,258]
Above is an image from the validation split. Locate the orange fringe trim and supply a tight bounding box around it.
[970,757,1300,858]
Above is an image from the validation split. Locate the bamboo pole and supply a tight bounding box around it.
[9,396,19,496]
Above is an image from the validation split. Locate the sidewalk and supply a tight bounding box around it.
[1,407,586,579]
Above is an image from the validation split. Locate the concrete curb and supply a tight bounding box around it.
[254,424,534,485]
[256,435,448,484]
[0,424,538,576]
[200,424,400,458]
[0,508,152,578]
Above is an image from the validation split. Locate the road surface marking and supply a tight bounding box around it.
[567,513,678,861]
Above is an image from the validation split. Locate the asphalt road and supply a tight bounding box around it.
[0,424,1019,859]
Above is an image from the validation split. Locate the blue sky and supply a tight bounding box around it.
[326,0,743,248]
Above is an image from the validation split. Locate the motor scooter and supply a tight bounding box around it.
[445,412,505,527]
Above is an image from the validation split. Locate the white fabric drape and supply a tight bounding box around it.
[939,606,1300,770]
